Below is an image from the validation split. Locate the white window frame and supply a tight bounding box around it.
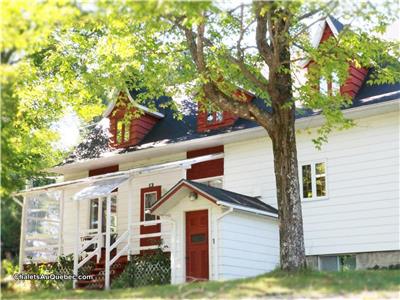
[143,191,158,223]
[88,192,118,231]
[299,160,328,201]
[195,176,224,188]
[331,72,340,94]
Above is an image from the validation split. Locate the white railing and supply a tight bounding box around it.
[103,219,172,289]
[73,228,102,288]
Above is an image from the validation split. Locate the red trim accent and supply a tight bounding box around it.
[89,165,119,177]
[109,93,159,148]
[151,181,217,213]
[186,210,209,281]
[187,146,224,180]
[140,186,162,252]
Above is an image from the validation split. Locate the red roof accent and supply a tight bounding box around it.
[89,165,119,177]
[109,93,159,148]
[186,146,224,180]
[305,22,369,100]
[197,90,254,133]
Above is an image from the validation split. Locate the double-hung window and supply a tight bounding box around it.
[300,161,327,200]
[143,191,158,221]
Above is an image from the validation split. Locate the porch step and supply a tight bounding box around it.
[76,255,129,290]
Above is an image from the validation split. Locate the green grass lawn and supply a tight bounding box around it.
[3,270,400,299]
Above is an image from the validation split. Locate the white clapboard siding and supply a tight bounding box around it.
[224,111,400,256]
[218,212,279,280]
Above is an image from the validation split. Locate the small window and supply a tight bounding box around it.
[144,192,158,221]
[331,72,340,94]
[301,162,327,199]
[319,255,356,271]
[116,119,130,144]
[319,256,339,271]
[319,77,328,95]
[89,195,117,233]
[206,111,224,124]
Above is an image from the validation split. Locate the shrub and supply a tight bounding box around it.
[112,247,171,289]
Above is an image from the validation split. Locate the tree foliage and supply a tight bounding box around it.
[1,0,399,266]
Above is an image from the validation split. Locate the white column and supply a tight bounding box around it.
[18,196,27,272]
[73,199,80,289]
[127,177,134,261]
[97,198,103,263]
[58,191,65,257]
[104,195,111,290]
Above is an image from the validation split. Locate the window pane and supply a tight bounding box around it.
[191,233,206,243]
[215,111,223,122]
[302,165,312,198]
[144,192,157,221]
[117,120,123,143]
[316,176,326,197]
[89,199,99,229]
[319,256,339,271]
[319,77,328,95]
[206,112,214,123]
[315,162,325,175]
[331,72,340,94]
[124,121,130,142]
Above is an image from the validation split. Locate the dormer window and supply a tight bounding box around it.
[319,77,328,95]
[319,72,341,96]
[206,111,224,124]
[116,119,130,144]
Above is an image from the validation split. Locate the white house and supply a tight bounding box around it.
[16,17,400,290]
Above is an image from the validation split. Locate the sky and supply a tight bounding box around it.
[55,12,399,151]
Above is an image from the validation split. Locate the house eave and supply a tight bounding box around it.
[49,97,399,175]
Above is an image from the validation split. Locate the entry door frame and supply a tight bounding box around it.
[184,209,211,281]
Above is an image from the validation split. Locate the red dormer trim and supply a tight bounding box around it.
[305,20,369,100]
[197,90,254,133]
[108,92,160,148]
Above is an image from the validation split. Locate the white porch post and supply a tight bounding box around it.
[104,195,111,290]
[127,177,134,261]
[97,198,103,263]
[18,196,27,272]
[170,218,176,284]
[73,199,80,289]
[58,191,65,257]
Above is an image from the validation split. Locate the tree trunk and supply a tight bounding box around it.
[268,107,307,271]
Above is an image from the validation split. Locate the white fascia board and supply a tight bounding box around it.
[50,97,399,175]
[102,88,164,119]
[216,201,278,219]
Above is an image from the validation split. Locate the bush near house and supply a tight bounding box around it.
[111,248,171,289]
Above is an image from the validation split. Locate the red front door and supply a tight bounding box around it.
[185,210,209,281]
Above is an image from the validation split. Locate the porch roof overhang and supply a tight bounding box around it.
[151,179,278,218]
[14,153,224,197]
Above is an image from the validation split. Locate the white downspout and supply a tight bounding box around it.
[97,198,103,263]
[215,207,233,280]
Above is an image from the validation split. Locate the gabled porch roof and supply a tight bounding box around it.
[151,179,278,218]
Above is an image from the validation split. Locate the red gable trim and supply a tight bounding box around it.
[186,146,224,180]
[150,180,218,213]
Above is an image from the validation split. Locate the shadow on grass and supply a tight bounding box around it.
[2,270,400,299]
